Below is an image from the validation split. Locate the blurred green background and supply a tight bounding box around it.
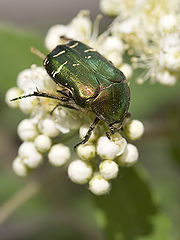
[0,1,180,239]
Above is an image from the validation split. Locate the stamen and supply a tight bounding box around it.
[91,14,103,41]
[31,46,46,59]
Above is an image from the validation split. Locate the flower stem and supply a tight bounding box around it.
[0,181,40,225]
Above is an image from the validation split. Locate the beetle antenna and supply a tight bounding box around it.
[31,46,46,59]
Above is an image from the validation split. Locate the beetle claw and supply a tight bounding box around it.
[106,131,111,140]
[126,112,131,118]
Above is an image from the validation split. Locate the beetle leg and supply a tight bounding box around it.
[74,117,99,150]
[126,112,131,118]
[50,101,80,115]
[106,131,111,140]
[10,91,67,102]
[105,126,114,140]
[106,125,119,140]
[10,91,81,112]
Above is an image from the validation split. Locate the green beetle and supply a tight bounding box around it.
[12,40,130,148]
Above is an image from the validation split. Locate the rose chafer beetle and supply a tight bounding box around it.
[12,39,130,148]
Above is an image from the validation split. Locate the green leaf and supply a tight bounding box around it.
[130,80,180,118]
[140,137,180,240]
[93,167,167,240]
[0,26,46,132]
[138,212,172,240]
[0,26,45,92]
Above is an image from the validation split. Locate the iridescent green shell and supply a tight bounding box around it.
[44,40,130,125]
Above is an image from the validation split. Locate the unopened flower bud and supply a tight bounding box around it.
[70,10,92,40]
[125,120,144,140]
[45,25,72,51]
[68,159,92,184]
[17,119,38,141]
[38,117,60,137]
[107,51,122,67]
[19,97,37,114]
[89,174,111,195]
[18,142,43,169]
[77,144,96,160]
[117,144,138,167]
[99,160,119,179]
[119,63,133,79]
[12,156,29,177]
[48,143,71,166]
[17,69,34,91]
[34,134,52,153]
[5,87,22,108]
[97,136,125,160]
[102,36,124,53]
[79,123,98,142]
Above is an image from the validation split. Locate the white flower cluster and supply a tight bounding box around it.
[45,10,132,80]
[100,0,180,85]
[5,11,145,195]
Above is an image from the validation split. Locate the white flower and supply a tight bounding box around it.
[68,159,93,184]
[114,16,140,34]
[163,52,180,71]
[19,97,38,114]
[17,69,35,92]
[45,10,92,52]
[97,135,127,160]
[70,10,92,41]
[156,70,176,86]
[48,143,71,166]
[100,0,136,17]
[54,108,83,132]
[12,156,29,177]
[97,35,125,67]
[159,14,177,32]
[119,63,133,79]
[17,119,38,141]
[17,66,57,93]
[99,160,119,179]
[100,0,121,16]
[34,134,52,153]
[38,117,60,137]
[125,120,144,140]
[117,143,138,167]
[99,36,124,54]
[77,144,96,160]
[105,51,123,67]
[160,33,180,53]
[18,142,43,169]
[45,25,70,51]
[107,0,180,85]
[89,174,111,195]
[158,33,180,72]
[5,87,22,108]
